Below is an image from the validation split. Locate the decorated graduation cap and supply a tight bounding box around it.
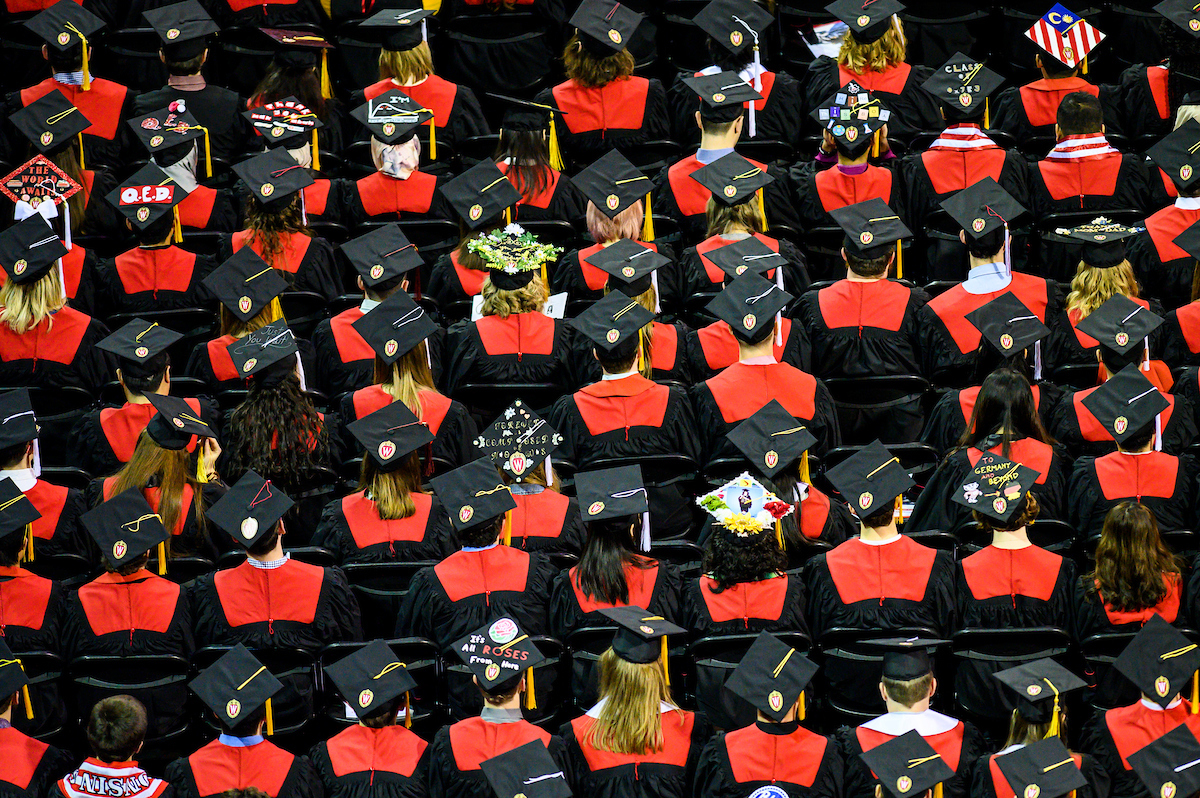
[571,150,655,240]
[340,224,422,289]
[352,290,437,365]
[1024,4,1105,71]
[860,730,955,798]
[724,631,818,722]
[726,400,817,480]
[831,197,910,277]
[965,291,1050,358]
[348,399,432,470]
[80,487,169,572]
[10,90,90,164]
[570,289,654,355]
[950,451,1039,524]
[0,637,32,719]
[704,237,788,283]
[1115,615,1200,709]
[0,477,39,566]
[922,52,1004,124]
[697,472,794,550]
[127,105,212,178]
[325,639,417,723]
[1075,294,1163,362]
[586,239,669,299]
[993,658,1086,734]
[1054,216,1140,268]
[474,400,563,483]
[1148,119,1200,193]
[1156,0,1200,38]
[190,643,283,734]
[25,0,105,91]
[1129,722,1200,798]
[244,97,324,156]
[482,740,572,798]
[862,636,948,681]
[143,0,219,60]
[203,247,287,322]
[261,28,333,100]
[0,389,38,450]
[679,71,763,130]
[467,225,561,290]
[1080,363,1171,446]
[825,440,913,519]
[453,617,547,710]
[0,155,81,216]
[233,148,314,212]
[826,0,905,44]
[690,152,773,208]
[0,213,67,285]
[995,737,1087,798]
[694,0,773,55]
[358,6,435,51]
[430,458,516,534]
[207,469,295,549]
[350,93,434,148]
[442,160,523,230]
[95,319,181,371]
[706,271,792,344]
[226,320,299,381]
[570,0,644,55]
[489,92,568,172]
[811,84,892,157]
[600,606,686,675]
[105,164,189,238]
[144,392,213,451]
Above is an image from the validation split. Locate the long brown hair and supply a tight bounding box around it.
[49,144,89,233]
[1089,502,1182,611]
[359,452,422,520]
[224,373,330,491]
[563,34,635,89]
[243,196,311,277]
[587,201,643,244]
[110,430,205,547]
[705,198,766,237]
[587,649,676,754]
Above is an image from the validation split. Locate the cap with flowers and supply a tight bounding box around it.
[697,472,794,547]
[466,223,562,290]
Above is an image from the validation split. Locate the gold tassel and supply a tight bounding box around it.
[265,698,274,735]
[800,451,811,485]
[641,194,654,242]
[1045,697,1061,738]
[756,189,765,226]
[201,128,212,177]
[78,134,85,172]
[404,692,412,728]
[311,129,320,173]
[157,542,167,576]
[504,206,512,225]
[80,39,90,91]
[524,667,536,710]
[1192,671,1198,714]
[775,519,785,551]
[23,525,33,563]
[1081,56,1088,76]
[428,120,436,161]
[872,131,880,159]
[196,445,208,483]
[984,98,990,130]
[548,115,564,172]
[934,784,943,798]
[320,49,332,99]
[798,691,805,721]
[267,296,284,323]
[895,241,903,280]
[637,327,645,373]
[501,511,512,546]
[661,637,669,686]
[22,684,32,719]
[172,207,182,244]
[541,262,547,286]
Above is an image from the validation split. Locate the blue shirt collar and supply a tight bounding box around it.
[696,147,735,165]
[218,733,264,747]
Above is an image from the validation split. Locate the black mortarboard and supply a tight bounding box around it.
[473,401,563,482]
[831,198,912,260]
[325,639,417,720]
[482,740,572,798]
[350,94,433,146]
[143,0,219,60]
[571,150,654,219]
[964,292,1051,357]
[352,290,437,365]
[1130,722,1200,798]
[92,317,175,368]
[570,0,644,55]
[80,487,169,568]
[340,224,422,288]
[585,239,668,296]
[105,164,188,231]
[726,400,817,479]
[694,0,773,54]
[824,440,914,517]
[1080,364,1171,445]
[9,90,90,154]
[226,320,298,380]
[127,106,207,167]
[570,290,654,353]
[0,637,30,702]
[810,85,892,155]
[190,644,282,731]
[1157,0,1200,38]
[429,458,516,533]
[995,738,1087,798]
[1058,217,1140,268]
[489,93,565,134]
[1176,220,1200,274]
[144,392,214,451]
[1147,120,1200,193]
[452,617,546,692]
[347,400,433,470]
[1074,294,1163,358]
[575,465,648,522]
[233,149,314,211]
[442,160,523,230]
[862,637,949,681]
[703,237,788,281]
[244,97,324,150]
[940,177,1026,242]
[921,52,1004,115]
[679,72,763,123]
[861,730,955,798]
[25,1,104,55]
[826,0,905,44]
[207,470,294,549]
[993,658,1086,725]
[358,6,435,51]
[599,606,686,664]
[950,451,1040,523]
[705,272,792,343]
[724,631,818,721]
[690,152,773,206]
[0,478,40,545]
[0,214,67,285]
[261,28,332,69]
[1,155,81,213]
[1115,615,1200,708]
[0,389,38,449]
[203,248,287,322]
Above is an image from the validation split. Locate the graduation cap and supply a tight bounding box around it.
[995,737,1087,798]
[679,72,763,124]
[1080,363,1171,446]
[203,248,288,323]
[861,730,955,798]
[831,198,911,268]
[261,28,333,99]
[703,237,788,282]
[1148,119,1200,193]
[1075,294,1163,360]
[96,319,181,369]
[80,487,169,570]
[810,85,892,156]
[0,155,81,213]
[226,320,298,381]
[481,740,572,798]
[325,639,417,722]
[922,52,1004,121]
[570,290,654,354]
[964,292,1051,357]
[949,451,1040,524]
[724,631,818,722]
[0,637,32,718]
[705,272,792,344]
[25,1,105,90]
[143,0,219,60]
[1024,4,1105,71]
[571,150,654,224]
[694,0,772,54]
[144,392,214,451]
[9,90,90,157]
[429,458,516,534]
[576,464,648,522]
[244,97,324,152]
[993,658,1086,730]
[233,149,314,211]
[825,440,913,518]
[190,644,283,733]
[698,472,795,545]
[726,400,816,479]
[340,224,422,289]
[690,152,773,207]
[570,0,644,55]
[358,6,435,51]
[127,105,212,177]
[350,93,433,147]
[1055,217,1140,268]
[453,617,547,704]
[1129,722,1200,798]
[442,160,523,230]
[862,636,948,681]
[0,214,67,285]
[352,290,437,365]
[585,239,669,297]
[473,400,563,483]
[0,477,39,563]
[105,164,189,234]
[489,93,568,172]
[940,177,1026,243]
[467,226,561,290]
[1156,0,1200,39]
[347,399,433,470]
[600,605,686,665]
[826,0,904,44]
[1115,615,1200,709]
[207,470,295,549]
[0,389,38,449]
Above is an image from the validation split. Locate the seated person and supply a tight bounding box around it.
[493,96,585,223]
[53,696,169,798]
[243,100,343,228]
[1130,122,1200,309]
[0,639,72,796]
[0,478,62,655]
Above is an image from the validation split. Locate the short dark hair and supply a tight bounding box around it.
[846,251,893,278]
[86,695,148,762]
[861,498,897,529]
[596,336,638,374]
[360,697,402,728]
[120,353,170,396]
[131,214,175,247]
[247,524,282,558]
[225,705,266,737]
[459,515,504,549]
[364,274,406,301]
[965,228,1005,260]
[0,529,23,567]
[103,551,150,576]
[1057,91,1103,136]
[0,441,28,470]
[1098,344,1142,374]
[700,115,740,137]
[882,673,934,707]
[164,51,205,77]
[1038,55,1078,79]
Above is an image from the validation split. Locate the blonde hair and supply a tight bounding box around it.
[705,197,766,237]
[0,268,65,334]
[563,34,636,89]
[360,452,422,520]
[480,275,549,319]
[50,145,88,233]
[587,200,644,244]
[379,42,434,84]
[374,344,437,414]
[1003,708,1065,748]
[219,299,283,338]
[838,21,907,74]
[1064,260,1140,318]
[586,649,676,754]
[110,430,204,547]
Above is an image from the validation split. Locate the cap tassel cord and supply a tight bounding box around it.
[775,518,784,551]
[502,510,512,546]
[78,134,85,172]
[197,445,209,483]
[23,525,33,563]
[934,784,943,798]
[265,698,274,735]
[524,667,536,710]
[895,240,903,280]
[156,541,167,575]
[984,97,989,130]
[320,49,332,99]
[1043,677,1061,738]
[1193,671,1198,714]
[428,120,437,161]
[548,114,564,172]
[311,129,320,173]
[798,691,805,720]
[173,207,183,244]
[642,194,655,242]
[64,23,90,91]
[404,691,412,728]
[661,636,670,686]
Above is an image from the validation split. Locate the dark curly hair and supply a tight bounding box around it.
[971,492,1040,534]
[702,525,786,593]
[223,373,330,493]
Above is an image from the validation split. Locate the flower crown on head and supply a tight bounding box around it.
[466,224,561,275]
[697,472,794,535]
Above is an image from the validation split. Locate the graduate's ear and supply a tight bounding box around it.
[125,219,134,233]
[41,45,49,62]
[115,367,125,387]
[694,110,703,132]
[356,275,366,292]
[733,115,744,137]
[929,676,938,699]
[159,48,167,65]
[840,247,848,263]
[878,680,889,703]
[958,230,967,246]
[593,347,602,363]
[161,365,172,389]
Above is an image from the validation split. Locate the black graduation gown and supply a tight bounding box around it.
[1080,701,1195,798]
[70,397,219,480]
[337,386,476,470]
[24,244,98,318]
[801,57,942,142]
[690,362,840,464]
[791,160,906,234]
[534,77,671,168]
[219,231,341,302]
[1117,63,1172,142]
[300,177,345,227]
[567,320,694,388]
[85,477,225,561]
[164,739,322,798]
[919,383,1063,456]
[669,68,806,148]
[94,245,217,316]
[685,320,811,384]
[548,558,683,640]
[0,728,73,798]
[1173,367,1200,434]
[497,162,586,224]
[1028,151,1152,220]
[550,241,677,312]
[1068,451,1197,539]
[309,724,429,798]
[1159,301,1200,368]
[1126,204,1200,311]
[425,251,484,322]
[678,234,809,306]
[837,718,987,798]
[9,78,132,169]
[183,334,318,396]
[311,307,376,398]
[989,78,1124,142]
[906,439,1072,533]
[0,307,112,394]
[442,313,573,396]
[695,721,844,798]
[358,76,490,156]
[654,155,800,245]
[1049,385,1197,458]
[133,84,251,164]
[207,0,324,27]
[1075,572,1186,641]
[506,487,586,555]
[1049,300,1165,374]
[311,491,456,565]
[794,278,929,380]
[427,719,565,798]
[176,185,239,233]
[0,565,62,654]
[20,478,89,562]
[680,571,808,638]
[340,170,451,227]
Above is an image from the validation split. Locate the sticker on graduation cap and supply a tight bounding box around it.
[358,689,373,707]
[1116,332,1129,347]
[485,662,501,680]
[370,264,385,280]
[897,777,912,793]
[238,296,252,315]
[378,440,396,460]
[960,93,972,107]
[240,517,258,539]
[606,194,620,210]
[860,231,873,245]
[713,92,726,103]
[1164,783,1178,798]
[13,260,27,275]
[1183,165,1193,181]
[226,699,240,718]
[743,313,756,329]
[385,339,399,357]
[460,505,473,523]
[489,618,518,644]
[1000,333,1014,350]
[260,183,274,198]
[167,27,180,38]
[609,28,621,42]
[973,218,986,232]
[112,540,126,559]
[765,450,778,468]
[1114,416,1128,435]
[1,155,81,210]
[845,126,858,142]
[1025,787,1040,798]
[1157,675,1171,696]
[242,357,257,373]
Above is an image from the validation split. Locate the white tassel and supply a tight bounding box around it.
[1143,338,1151,371]
[1033,340,1043,381]
[421,19,427,43]
[774,312,783,348]
[544,456,553,485]
[650,270,661,314]
[300,191,307,227]
[1003,223,1011,279]
[57,258,66,303]
[295,353,308,391]
[640,511,651,552]
[1156,414,1163,451]
[60,201,70,251]
[748,103,756,138]
[425,342,433,370]
[31,439,41,478]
